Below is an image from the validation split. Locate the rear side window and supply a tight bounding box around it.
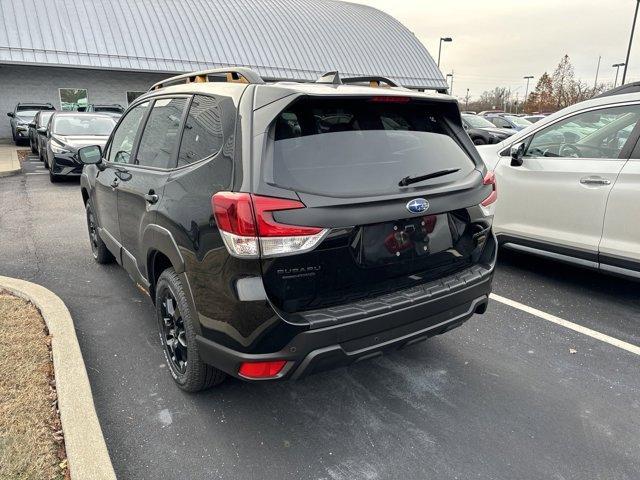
[177,95,223,167]
[135,98,187,169]
[265,97,475,197]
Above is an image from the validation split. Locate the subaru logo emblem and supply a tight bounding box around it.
[406,198,429,214]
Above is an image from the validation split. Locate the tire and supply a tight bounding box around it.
[155,268,226,392]
[43,153,49,169]
[85,201,114,264]
[49,170,59,183]
[38,148,44,162]
[473,138,487,146]
[30,137,37,154]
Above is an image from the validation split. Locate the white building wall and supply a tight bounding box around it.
[0,64,168,139]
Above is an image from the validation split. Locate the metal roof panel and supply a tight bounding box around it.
[0,0,448,89]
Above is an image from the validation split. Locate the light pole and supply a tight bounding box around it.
[622,0,639,85]
[523,75,534,109]
[594,55,601,89]
[437,37,452,68]
[613,63,626,87]
[465,88,470,110]
[446,73,454,96]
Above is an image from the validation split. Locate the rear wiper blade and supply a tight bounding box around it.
[398,168,460,187]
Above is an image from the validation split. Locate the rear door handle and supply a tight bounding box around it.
[110,179,119,189]
[144,193,159,204]
[580,176,611,186]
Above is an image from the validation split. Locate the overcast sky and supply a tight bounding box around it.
[346,0,639,100]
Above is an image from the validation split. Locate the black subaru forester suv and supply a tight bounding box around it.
[78,68,497,391]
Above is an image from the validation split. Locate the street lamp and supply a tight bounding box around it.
[437,37,452,67]
[446,73,454,96]
[613,63,626,87]
[523,76,534,104]
[622,0,639,85]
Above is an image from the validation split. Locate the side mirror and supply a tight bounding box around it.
[510,142,526,167]
[29,122,36,128]
[7,112,14,118]
[78,145,103,165]
[37,127,47,135]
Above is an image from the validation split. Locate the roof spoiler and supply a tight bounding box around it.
[149,67,265,91]
[315,71,401,88]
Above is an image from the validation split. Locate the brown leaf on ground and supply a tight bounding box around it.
[0,294,69,480]
[16,149,31,163]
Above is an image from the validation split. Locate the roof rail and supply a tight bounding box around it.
[342,76,400,88]
[316,71,341,85]
[149,67,265,91]
[315,72,401,88]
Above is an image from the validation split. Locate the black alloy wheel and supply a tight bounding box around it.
[86,206,100,258]
[159,291,188,375]
[84,202,113,264]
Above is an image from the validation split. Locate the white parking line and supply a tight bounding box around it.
[25,172,48,175]
[490,293,640,356]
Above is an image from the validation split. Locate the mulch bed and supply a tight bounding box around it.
[16,149,31,163]
[0,292,69,480]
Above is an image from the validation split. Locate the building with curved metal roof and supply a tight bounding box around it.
[0,0,446,139]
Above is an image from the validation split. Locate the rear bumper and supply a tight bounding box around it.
[196,237,496,381]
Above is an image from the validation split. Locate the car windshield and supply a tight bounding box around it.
[463,114,496,129]
[15,109,40,118]
[265,97,475,197]
[53,115,116,136]
[95,107,123,113]
[39,112,54,126]
[505,116,532,127]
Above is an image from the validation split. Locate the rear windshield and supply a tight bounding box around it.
[463,114,495,129]
[53,115,116,136]
[505,115,532,127]
[265,97,475,197]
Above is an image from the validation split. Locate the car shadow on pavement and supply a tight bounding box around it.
[497,248,640,306]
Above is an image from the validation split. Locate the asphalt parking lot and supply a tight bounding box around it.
[1,154,639,480]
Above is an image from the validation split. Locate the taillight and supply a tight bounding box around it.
[212,192,328,258]
[481,171,497,207]
[238,360,287,379]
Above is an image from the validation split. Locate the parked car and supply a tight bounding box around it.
[43,112,116,182]
[595,81,640,98]
[477,92,640,279]
[77,68,497,391]
[462,113,514,145]
[7,103,55,145]
[523,115,546,124]
[478,110,505,116]
[79,104,125,117]
[28,110,55,155]
[483,114,532,131]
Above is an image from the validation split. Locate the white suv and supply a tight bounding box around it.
[477,92,640,279]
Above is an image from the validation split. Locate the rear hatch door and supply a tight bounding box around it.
[254,95,492,316]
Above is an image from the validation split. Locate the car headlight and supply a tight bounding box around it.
[51,143,71,154]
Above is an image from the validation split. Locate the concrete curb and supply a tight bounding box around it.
[0,276,117,480]
[0,146,22,177]
[0,167,21,178]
